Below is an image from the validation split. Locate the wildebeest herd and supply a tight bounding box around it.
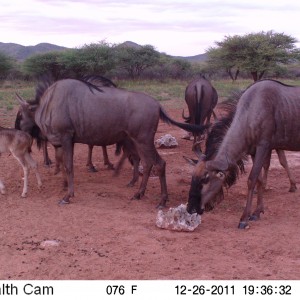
[1,75,299,229]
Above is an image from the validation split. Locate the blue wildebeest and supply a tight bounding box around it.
[186,79,300,229]
[15,75,116,172]
[0,126,42,197]
[182,76,218,143]
[16,76,206,207]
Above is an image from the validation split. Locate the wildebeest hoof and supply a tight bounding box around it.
[58,199,70,205]
[21,193,27,198]
[289,185,297,192]
[249,214,260,221]
[44,159,52,167]
[106,164,115,170]
[238,222,250,229]
[88,166,98,173]
[132,192,143,200]
[156,203,166,210]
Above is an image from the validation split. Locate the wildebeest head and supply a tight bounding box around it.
[186,158,226,215]
[15,94,37,130]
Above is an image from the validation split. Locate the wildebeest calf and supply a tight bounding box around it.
[0,126,42,197]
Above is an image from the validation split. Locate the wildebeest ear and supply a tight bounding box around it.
[16,93,29,107]
[206,160,228,171]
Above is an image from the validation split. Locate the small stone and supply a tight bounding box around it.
[40,240,60,248]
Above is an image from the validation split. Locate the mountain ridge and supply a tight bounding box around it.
[0,41,207,62]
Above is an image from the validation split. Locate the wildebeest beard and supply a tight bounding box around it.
[187,177,204,215]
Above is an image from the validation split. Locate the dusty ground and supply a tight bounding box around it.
[0,101,299,280]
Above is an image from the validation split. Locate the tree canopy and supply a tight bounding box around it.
[207,31,300,81]
[0,51,15,79]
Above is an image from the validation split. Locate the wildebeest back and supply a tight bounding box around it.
[35,79,161,146]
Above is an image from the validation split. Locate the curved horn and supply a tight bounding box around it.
[192,141,206,161]
[16,93,28,106]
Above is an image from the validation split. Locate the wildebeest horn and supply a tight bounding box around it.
[16,93,28,106]
[192,141,205,160]
[206,160,228,171]
[183,155,198,166]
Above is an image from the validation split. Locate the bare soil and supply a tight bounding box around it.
[0,101,299,280]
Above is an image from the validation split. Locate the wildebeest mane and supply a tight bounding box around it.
[205,90,247,188]
[34,74,117,104]
[82,75,117,88]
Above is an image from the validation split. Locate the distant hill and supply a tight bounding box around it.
[175,53,207,62]
[0,41,207,62]
[0,42,69,60]
[118,41,142,49]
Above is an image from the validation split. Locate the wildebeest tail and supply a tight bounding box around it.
[195,84,203,126]
[159,107,208,134]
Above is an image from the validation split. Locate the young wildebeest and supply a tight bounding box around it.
[17,77,206,207]
[182,76,218,143]
[186,79,300,229]
[0,127,42,197]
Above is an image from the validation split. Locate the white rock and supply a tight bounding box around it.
[155,134,178,148]
[156,204,201,231]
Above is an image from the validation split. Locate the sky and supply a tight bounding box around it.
[1,0,300,56]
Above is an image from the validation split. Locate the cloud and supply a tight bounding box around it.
[1,0,300,55]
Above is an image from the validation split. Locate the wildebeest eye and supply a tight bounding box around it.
[201,172,210,184]
[216,171,225,179]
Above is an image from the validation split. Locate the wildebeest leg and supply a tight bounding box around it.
[114,152,140,187]
[86,145,98,172]
[128,155,140,187]
[239,143,269,229]
[24,152,42,189]
[133,160,152,200]
[276,149,297,192]
[59,137,74,204]
[250,171,265,221]
[133,143,168,208]
[102,146,114,170]
[261,150,272,191]
[55,146,67,188]
[42,141,52,166]
[10,152,28,197]
[155,156,168,208]
[113,152,127,177]
[114,139,140,186]
[132,141,155,200]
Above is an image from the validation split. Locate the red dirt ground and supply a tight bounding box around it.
[0,101,299,280]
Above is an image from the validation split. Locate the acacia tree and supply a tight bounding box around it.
[207,31,299,81]
[116,44,160,79]
[22,41,116,79]
[23,51,63,79]
[0,51,15,80]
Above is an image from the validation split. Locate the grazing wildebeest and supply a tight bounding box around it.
[186,79,300,229]
[188,93,297,194]
[182,76,218,143]
[17,77,206,206]
[0,126,42,197]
